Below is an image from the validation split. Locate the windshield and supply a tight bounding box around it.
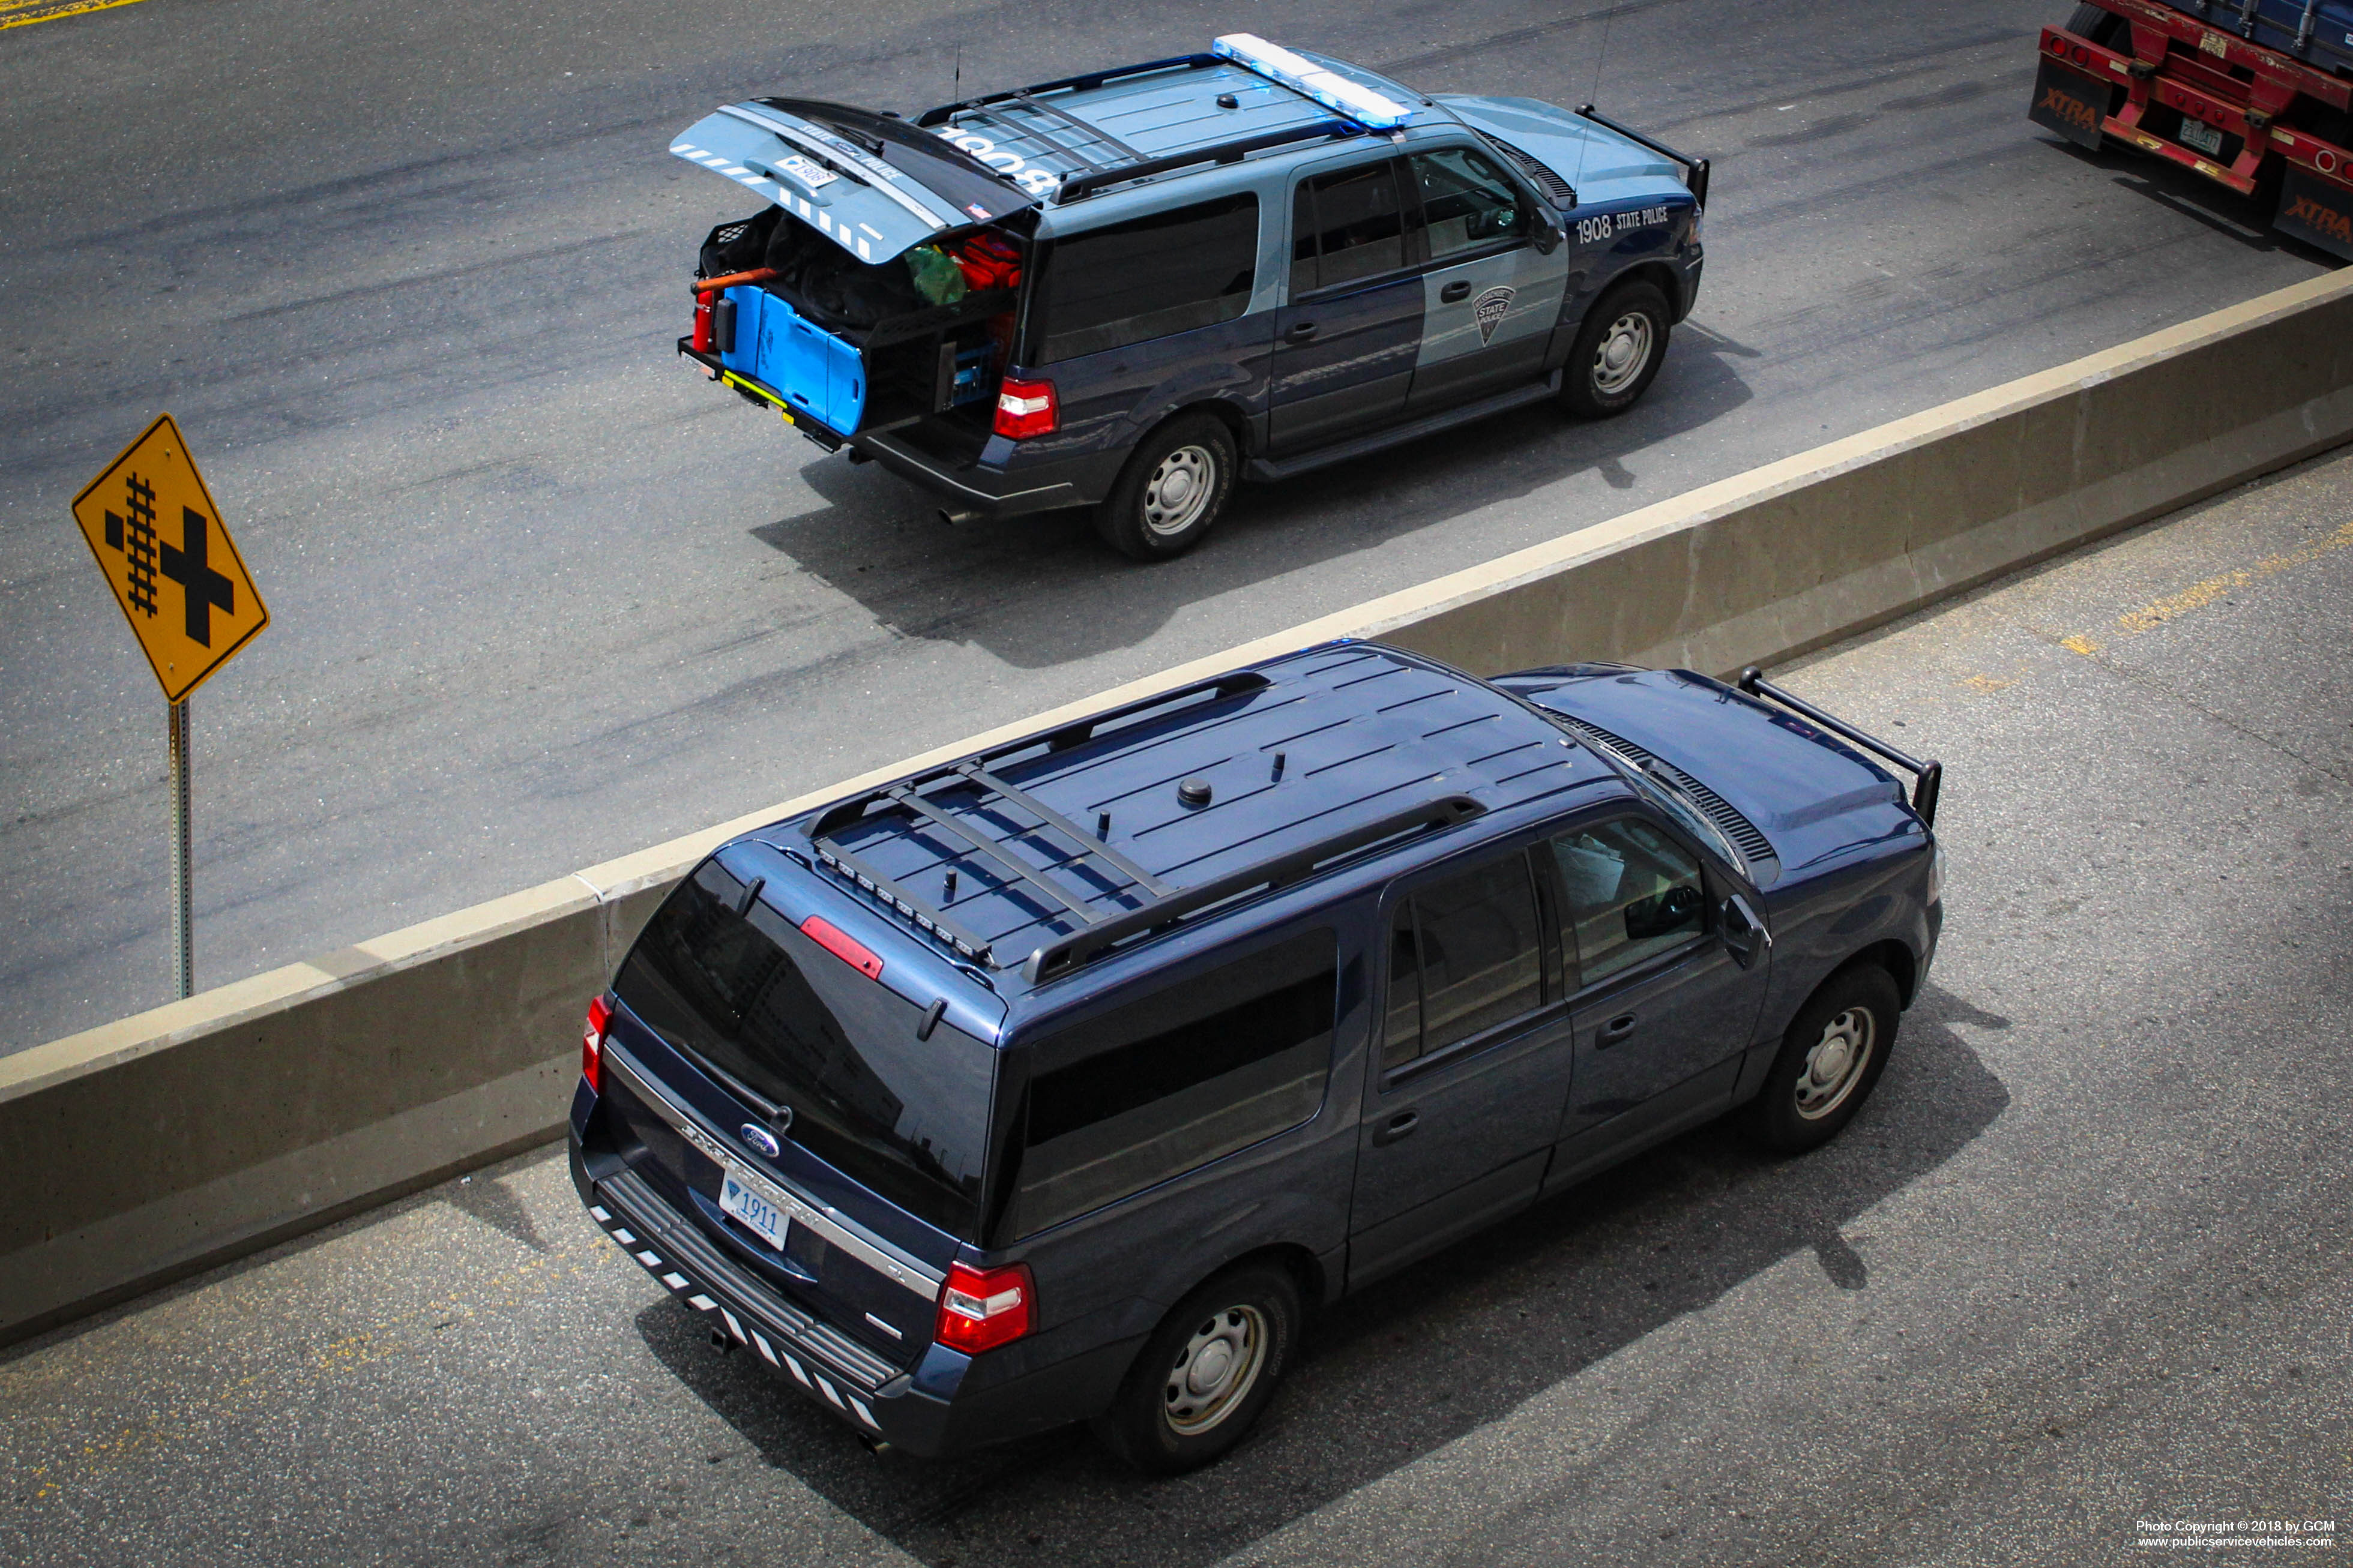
[1545,721,1746,871]
[614,856,995,1239]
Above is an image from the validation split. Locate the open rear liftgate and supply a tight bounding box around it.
[2033,0,2353,257]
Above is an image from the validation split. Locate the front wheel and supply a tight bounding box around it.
[1559,280,1671,418]
[1091,1263,1300,1474]
[1094,412,1237,561]
[1740,964,1901,1155]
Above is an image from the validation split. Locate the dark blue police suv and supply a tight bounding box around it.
[672,34,1707,557]
[570,643,1944,1472]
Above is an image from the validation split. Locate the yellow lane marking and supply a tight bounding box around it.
[2060,518,2353,657]
[0,0,151,29]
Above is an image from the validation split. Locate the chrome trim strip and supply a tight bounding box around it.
[605,1044,947,1299]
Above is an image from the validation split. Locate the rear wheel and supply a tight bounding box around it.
[1094,412,1237,561]
[1091,1262,1300,1474]
[1740,964,1901,1155]
[2064,2,2126,45]
[1559,280,1671,418]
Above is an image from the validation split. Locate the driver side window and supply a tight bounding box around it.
[1549,816,1705,988]
[1408,147,1528,261]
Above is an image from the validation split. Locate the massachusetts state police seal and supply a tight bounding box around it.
[1472,285,1515,346]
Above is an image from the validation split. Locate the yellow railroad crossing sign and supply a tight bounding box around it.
[70,414,268,703]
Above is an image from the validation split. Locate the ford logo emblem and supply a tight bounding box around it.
[739,1123,782,1159]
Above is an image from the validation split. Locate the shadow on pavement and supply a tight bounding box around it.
[743,323,1760,672]
[637,982,2007,1568]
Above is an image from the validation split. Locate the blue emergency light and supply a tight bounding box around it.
[1211,34,1415,130]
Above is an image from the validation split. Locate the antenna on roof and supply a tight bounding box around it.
[1573,10,1616,191]
[953,43,962,103]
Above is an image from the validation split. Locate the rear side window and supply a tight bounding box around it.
[1032,194,1259,363]
[1383,852,1545,1072]
[1007,929,1337,1239]
[1291,160,1407,296]
[615,858,995,1239]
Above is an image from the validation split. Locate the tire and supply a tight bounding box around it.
[2064,2,2126,46]
[1091,1262,1300,1474]
[1559,280,1671,418]
[1094,412,1237,561]
[1740,964,1901,1156]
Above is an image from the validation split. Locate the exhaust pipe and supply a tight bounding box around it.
[938,507,983,527]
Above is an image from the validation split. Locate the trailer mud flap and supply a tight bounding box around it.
[2029,56,2112,149]
[2276,169,2353,262]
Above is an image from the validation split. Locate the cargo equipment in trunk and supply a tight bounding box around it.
[2032,0,2353,258]
[672,98,1040,448]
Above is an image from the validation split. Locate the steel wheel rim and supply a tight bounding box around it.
[1142,445,1216,538]
[1591,310,1654,395]
[1163,1304,1267,1435]
[1794,1006,1875,1120]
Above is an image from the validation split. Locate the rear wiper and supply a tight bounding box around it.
[820,119,888,155]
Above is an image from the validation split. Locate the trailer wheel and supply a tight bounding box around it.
[2064,2,2126,45]
[1560,280,1671,419]
[1095,412,1236,561]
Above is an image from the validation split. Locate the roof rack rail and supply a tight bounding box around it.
[1573,104,1710,210]
[1737,668,1942,828]
[915,53,1218,128]
[804,671,1276,963]
[1056,118,1365,201]
[1023,795,1487,984]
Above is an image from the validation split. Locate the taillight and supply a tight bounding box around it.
[935,1261,1034,1354]
[583,995,610,1093]
[993,377,1058,439]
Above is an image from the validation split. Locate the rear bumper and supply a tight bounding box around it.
[678,337,1106,521]
[568,1134,1134,1457]
[855,426,1107,521]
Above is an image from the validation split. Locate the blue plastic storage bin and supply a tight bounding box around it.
[717,284,867,435]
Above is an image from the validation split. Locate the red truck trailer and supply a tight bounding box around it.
[2032,0,2353,257]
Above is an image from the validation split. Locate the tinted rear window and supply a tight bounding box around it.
[1032,193,1259,363]
[615,858,993,1239]
[1005,928,1336,1239]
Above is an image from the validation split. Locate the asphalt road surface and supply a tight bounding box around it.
[1,0,2340,1050]
[6,445,2347,1566]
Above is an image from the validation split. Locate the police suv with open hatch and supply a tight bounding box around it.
[672,34,1708,558]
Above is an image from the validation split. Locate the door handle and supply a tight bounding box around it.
[1440,279,1472,303]
[1597,1012,1638,1048]
[1371,1109,1420,1147]
[1286,321,1319,341]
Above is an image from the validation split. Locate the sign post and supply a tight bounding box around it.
[70,414,268,1000]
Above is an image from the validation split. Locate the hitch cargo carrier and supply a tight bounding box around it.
[2032,0,2353,258]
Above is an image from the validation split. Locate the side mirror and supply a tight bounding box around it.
[1533,215,1564,254]
[1720,894,1771,970]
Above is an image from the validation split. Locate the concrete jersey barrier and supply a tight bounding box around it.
[7,266,2351,1347]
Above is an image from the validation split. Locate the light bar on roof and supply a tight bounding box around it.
[1211,34,1414,130]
